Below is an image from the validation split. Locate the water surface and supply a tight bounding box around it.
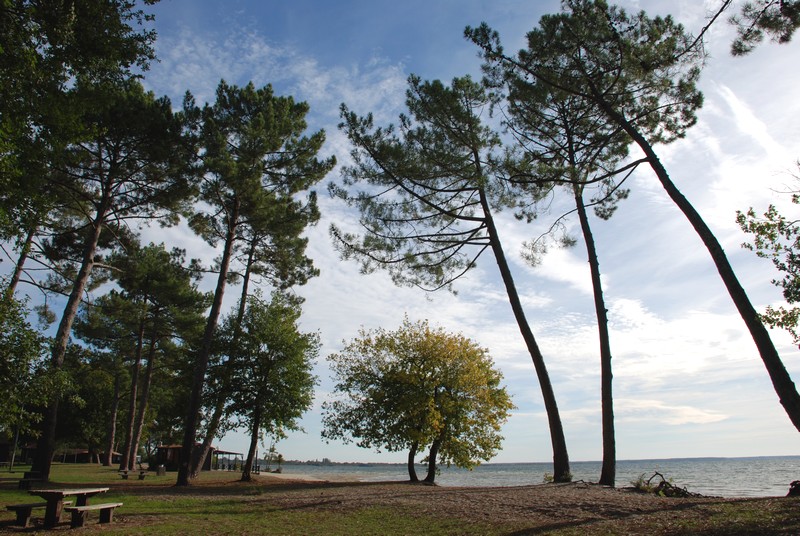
[266,456,800,497]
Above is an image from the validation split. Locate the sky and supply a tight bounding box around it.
[17,0,800,467]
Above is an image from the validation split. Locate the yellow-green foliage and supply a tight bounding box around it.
[322,317,515,471]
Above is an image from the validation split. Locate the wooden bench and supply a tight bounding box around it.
[119,470,147,480]
[6,501,72,528]
[63,502,123,528]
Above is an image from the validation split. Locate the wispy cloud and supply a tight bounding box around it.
[615,398,729,425]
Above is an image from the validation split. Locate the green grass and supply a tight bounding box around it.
[0,463,493,535]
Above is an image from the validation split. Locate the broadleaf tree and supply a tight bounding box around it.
[0,294,51,438]
[322,318,514,484]
[332,74,572,482]
[737,176,800,346]
[225,292,318,482]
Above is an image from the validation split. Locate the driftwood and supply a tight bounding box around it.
[642,472,704,498]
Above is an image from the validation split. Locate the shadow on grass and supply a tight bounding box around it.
[504,496,800,536]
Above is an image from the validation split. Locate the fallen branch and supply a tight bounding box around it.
[643,471,704,498]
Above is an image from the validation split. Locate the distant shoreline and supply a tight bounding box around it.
[280,454,800,467]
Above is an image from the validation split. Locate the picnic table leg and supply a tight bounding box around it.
[77,495,89,506]
[70,509,89,528]
[43,499,64,529]
[12,506,34,528]
[99,507,115,524]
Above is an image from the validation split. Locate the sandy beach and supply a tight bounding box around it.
[229,473,800,534]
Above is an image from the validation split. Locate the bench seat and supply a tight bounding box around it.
[64,502,123,528]
[119,470,147,480]
[7,500,72,527]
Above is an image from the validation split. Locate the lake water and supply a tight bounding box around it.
[267,456,800,497]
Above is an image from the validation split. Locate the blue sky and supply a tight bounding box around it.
[17,1,800,468]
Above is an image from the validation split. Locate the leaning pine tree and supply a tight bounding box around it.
[500,78,637,486]
[176,80,334,486]
[332,75,571,481]
[467,0,800,431]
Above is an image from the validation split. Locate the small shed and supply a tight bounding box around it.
[211,449,244,471]
[156,444,229,472]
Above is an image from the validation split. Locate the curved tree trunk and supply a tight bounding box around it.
[602,103,800,432]
[177,200,240,486]
[241,406,261,482]
[573,184,616,487]
[479,189,572,482]
[407,441,419,482]
[191,242,256,476]
[423,437,442,484]
[33,198,110,482]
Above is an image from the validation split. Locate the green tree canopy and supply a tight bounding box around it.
[323,318,514,484]
[226,292,319,482]
[177,80,334,485]
[0,0,159,240]
[0,295,52,435]
[737,175,800,346]
[731,0,800,54]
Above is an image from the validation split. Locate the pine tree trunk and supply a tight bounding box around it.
[131,332,157,470]
[574,185,616,487]
[191,245,255,476]
[479,189,572,482]
[102,372,123,466]
[603,104,800,433]
[120,316,146,471]
[177,200,240,486]
[4,225,36,300]
[190,403,223,478]
[33,198,109,482]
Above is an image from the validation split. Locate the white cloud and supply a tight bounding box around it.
[716,85,789,163]
[615,398,729,425]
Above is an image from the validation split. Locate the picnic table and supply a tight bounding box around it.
[28,487,109,528]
